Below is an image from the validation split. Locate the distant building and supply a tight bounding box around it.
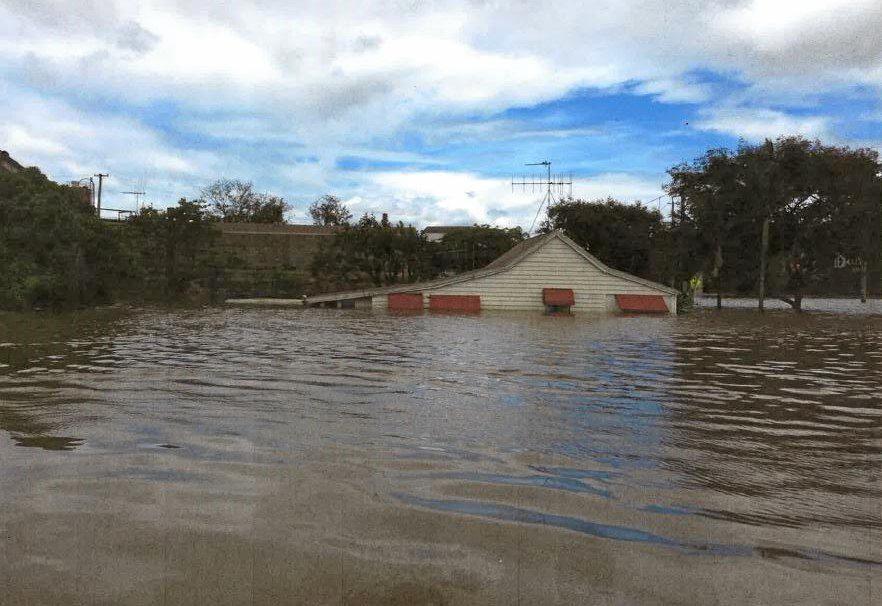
[422,225,475,243]
[0,150,24,173]
[306,229,678,314]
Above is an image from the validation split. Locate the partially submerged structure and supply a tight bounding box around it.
[305,229,678,314]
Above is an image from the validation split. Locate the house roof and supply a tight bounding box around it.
[306,229,678,304]
[484,231,549,269]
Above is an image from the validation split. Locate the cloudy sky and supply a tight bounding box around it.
[3,0,882,227]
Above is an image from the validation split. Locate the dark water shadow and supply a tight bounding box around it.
[395,493,882,570]
[1,406,84,451]
[12,435,83,451]
[419,471,612,498]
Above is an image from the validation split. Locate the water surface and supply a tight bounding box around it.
[1,307,880,604]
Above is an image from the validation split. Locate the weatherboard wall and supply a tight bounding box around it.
[373,237,676,314]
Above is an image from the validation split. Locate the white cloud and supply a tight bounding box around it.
[3,0,880,130]
[575,173,665,205]
[0,125,69,156]
[0,82,217,208]
[709,0,882,89]
[347,170,665,229]
[633,78,713,104]
[694,107,831,141]
[2,0,881,223]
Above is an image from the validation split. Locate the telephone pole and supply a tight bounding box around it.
[94,173,109,217]
[122,190,146,212]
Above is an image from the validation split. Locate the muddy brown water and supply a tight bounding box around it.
[1,306,880,605]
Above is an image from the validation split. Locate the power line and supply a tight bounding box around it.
[122,189,146,212]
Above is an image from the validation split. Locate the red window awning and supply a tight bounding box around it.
[388,293,424,311]
[615,294,669,313]
[428,294,481,313]
[543,288,575,306]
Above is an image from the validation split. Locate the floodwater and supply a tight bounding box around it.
[696,295,882,315]
[1,307,880,605]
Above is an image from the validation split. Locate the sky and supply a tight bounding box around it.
[2,0,882,228]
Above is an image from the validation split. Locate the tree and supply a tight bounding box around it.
[742,137,818,310]
[0,166,121,310]
[124,199,219,297]
[669,148,758,307]
[540,197,672,282]
[811,146,882,303]
[309,195,352,226]
[202,179,289,223]
[311,213,434,291]
[670,136,882,311]
[430,225,526,274]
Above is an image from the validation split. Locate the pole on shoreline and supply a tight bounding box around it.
[860,261,868,303]
[94,173,109,217]
[758,216,769,311]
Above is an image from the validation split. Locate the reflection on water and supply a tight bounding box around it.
[0,307,880,605]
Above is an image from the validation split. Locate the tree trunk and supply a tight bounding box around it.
[861,261,868,303]
[758,216,770,312]
[714,242,723,310]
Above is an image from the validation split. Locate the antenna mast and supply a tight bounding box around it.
[511,160,573,234]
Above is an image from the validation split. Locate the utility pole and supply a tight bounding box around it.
[94,173,109,217]
[512,161,573,235]
[758,215,770,311]
[122,190,146,212]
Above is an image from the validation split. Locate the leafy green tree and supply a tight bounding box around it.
[311,213,434,291]
[309,195,352,226]
[202,179,289,223]
[669,148,763,304]
[540,197,671,282]
[124,199,219,298]
[430,225,526,274]
[670,136,882,310]
[0,167,120,310]
[810,145,882,302]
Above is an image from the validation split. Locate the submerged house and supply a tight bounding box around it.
[305,229,678,314]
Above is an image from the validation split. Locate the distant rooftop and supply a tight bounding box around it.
[422,225,475,233]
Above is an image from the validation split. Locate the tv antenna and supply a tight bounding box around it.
[512,161,572,235]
